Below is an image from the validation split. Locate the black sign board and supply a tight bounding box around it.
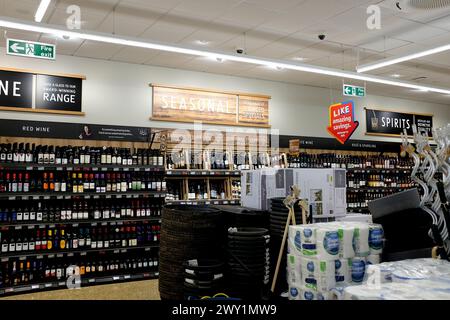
[0,119,150,142]
[277,135,403,153]
[366,108,433,137]
[0,70,33,108]
[35,75,83,112]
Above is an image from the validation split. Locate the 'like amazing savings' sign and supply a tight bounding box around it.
[326,101,359,144]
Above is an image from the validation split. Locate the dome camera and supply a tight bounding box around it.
[318,34,326,41]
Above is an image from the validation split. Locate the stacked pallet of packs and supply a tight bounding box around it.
[287,221,384,300]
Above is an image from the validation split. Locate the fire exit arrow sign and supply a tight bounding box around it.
[7,38,55,60]
[343,84,365,97]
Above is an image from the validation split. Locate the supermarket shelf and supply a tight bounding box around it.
[0,217,162,228]
[346,187,413,192]
[346,168,412,172]
[0,191,166,200]
[165,199,240,206]
[0,244,160,260]
[166,169,240,177]
[0,271,159,296]
[0,163,165,172]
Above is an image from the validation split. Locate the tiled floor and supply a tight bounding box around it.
[0,280,160,300]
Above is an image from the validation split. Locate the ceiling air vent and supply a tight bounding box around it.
[396,0,450,10]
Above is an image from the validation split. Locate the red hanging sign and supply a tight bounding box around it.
[326,100,359,144]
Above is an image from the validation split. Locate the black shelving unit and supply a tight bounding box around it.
[0,271,159,296]
[0,217,161,228]
[1,158,165,295]
[165,199,240,205]
[0,191,166,200]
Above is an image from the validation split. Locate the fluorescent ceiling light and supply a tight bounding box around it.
[34,0,51,23]
[357,44,450,73]
[1,16,450,95]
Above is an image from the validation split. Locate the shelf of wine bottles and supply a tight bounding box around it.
[0,197,163,226]
[0,221,160,258]
[166,199,240,206]
[287,153,415,213]
[0,247,159,295]
[167,150,286,171]
[0,143,164,167]
[166,169,240,176]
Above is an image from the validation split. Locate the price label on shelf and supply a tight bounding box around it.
[19,256,26,261]
[93,167,99,171]
[101,167,107,171]
[223,201,229,204]
[58,282,65,286]
[48,254,55,259]
[123,168,129,172]
[28,225,35,229]
[38,167,44,171]
[8,196,16,201]
[67,167,73,171]
[202,172,207,175]
[121,249,127,253]
[144,168,150,172]
[106,195,112,199]
[113,276,120,281]
[114,250,119,254]
[89,279,95,283]
[124,275,131,280]
[205,201,210,205]
[37,255,43,259]
[56,167,63,171]
[213,201,219,205]
[49,224,55,228]
[15,226,23,230]
[26,166,33,170]
[33,196,39,200]
[145,247,150,251]
[5,288,14,293]
[93,195,99,199]
[80,252,87,256]
[167,171,172,175]
[225,172,230,175]
[67,253,74,257]
[31,285,40,290]
[1,258,8,262]
[44,283,52,288]
[57,196,63,200]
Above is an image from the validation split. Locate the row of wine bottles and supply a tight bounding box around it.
[346,190,408,209]
[287,153,413,169]
[0,171,166,193]
[0,198,164,223]
[167,151,286,170]
[0,222,161,254]
[0,143,164,166]
[0,252,159,288]
[347,172,415,188]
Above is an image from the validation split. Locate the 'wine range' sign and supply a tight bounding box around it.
[151,84,270,128]
[0,67,85,115]
[365,108,433,137]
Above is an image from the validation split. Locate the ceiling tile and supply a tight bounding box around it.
[110,46,160,64]
[140,14,202,43]
[74,40,121,60]
[394,21,448,42]
[250,39,307,59]
[173,0,242,20]
[47,8,107,30]
[428,14,450,31]
[145,52,196,68]
[359,37,411,52]
[96,12,152,37]
[218,2,279,29]
[179,28,241,47]
[40,35,84,55]
[244,0,306,13]
[2,0,49,21]
[121,0,184,11]
[218,28,284,53]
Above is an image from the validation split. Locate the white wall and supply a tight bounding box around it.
[1,47,449,143]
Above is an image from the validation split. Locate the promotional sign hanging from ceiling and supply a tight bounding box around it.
[327,100,359,144]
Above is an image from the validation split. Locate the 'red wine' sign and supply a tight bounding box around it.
[326,100,359,144]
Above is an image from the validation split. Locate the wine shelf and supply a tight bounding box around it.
[165,199,240,206]
[0,217,162,228]
[0,163,165,172]
[0,244,159,260]
[0,191,166,200]
[0,271,159,296]
[166,169,240,177]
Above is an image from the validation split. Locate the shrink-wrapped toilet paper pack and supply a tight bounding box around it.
[301,257,336,291]
[287,254,302,284]
[288,226,303,256]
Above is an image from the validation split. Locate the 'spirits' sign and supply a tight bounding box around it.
[7,38,56,60]
[151,84,270,128]
[365,108,433,137]
[327,101,359,144]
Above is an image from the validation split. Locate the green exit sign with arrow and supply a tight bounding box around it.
[6,38,55,60]
[343,84,365,97]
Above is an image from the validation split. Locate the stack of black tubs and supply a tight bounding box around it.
[183,259,226,299]
[227,228,270,299]
[213,205,270,229]
[269,198,302,297]
[159,205,225,300]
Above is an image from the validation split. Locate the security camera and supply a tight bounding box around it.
[318,34,326,41]
[236,48,245,54]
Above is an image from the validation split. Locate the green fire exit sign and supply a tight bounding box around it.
[7,38,55,60]
[343,84,365,97]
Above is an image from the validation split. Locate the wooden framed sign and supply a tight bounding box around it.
[151,84,270,128]
[365,108,433,137]
[0,67,85,116]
